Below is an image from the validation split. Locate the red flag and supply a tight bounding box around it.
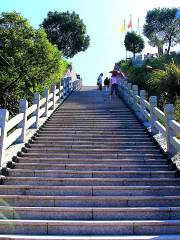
[128,20,132,29]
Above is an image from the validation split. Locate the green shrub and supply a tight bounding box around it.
[119,53,180,122]
[175,100,180,122]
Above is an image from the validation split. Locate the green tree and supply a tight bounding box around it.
[41,11,90,58]
[143,8,180,54]
[124,31,145,59]
[0,12,68,114]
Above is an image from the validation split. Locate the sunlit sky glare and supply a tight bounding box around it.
[1,0,180,85]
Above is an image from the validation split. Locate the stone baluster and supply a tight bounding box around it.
[123,80,128,102]
[121,80,125,99]
[63,78,67,98]
[43,89,49,117]
[51,84,56,110]
[17,99,28,143]
[164,104,176,157]
[127,83,132,105]
[140,90,147,123]
[68,77,73,92]
[132,85,138,114]
[149,96,158,135]
[32,93,40,129]
[60,79,64,99]
[58,82,62,101]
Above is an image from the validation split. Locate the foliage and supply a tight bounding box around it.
[124,31,145,59]
[143,8,180,54]
[175,99,180,122]
[0,12,68,115]
[42,11,90,58]
[120,61,150,89]
[119,53,180,121]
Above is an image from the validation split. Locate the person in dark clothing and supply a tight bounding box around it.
[104,77,110,92]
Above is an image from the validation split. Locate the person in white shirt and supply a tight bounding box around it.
[97,73,103,90]
[110,73,118,96]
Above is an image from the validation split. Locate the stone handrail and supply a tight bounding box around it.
[118,80,180,157]
[0,77,82,167]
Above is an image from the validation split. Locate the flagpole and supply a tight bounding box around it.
[138,18,140,35]
[124,19,127,60]
[130,15,132,31]
[124,19,126,34]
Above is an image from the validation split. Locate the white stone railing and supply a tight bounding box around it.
[118,80,180,157]
[0,77,82,167]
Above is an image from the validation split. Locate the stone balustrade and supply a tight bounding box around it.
[0,77,82,167]
[118,80,180,157]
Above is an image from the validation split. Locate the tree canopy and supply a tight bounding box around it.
[0,12,68,114]
[124,31,145,58]
[143,8,180,54]
[42,11,90,58]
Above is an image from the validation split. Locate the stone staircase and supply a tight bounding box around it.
[0,86,180,239]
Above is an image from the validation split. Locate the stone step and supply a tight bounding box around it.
[54,112,133,115]
[13,163,168,171]
[47,111,135,115]
[49,112,136,115]
[0,234,180,240]
[55,110,131,113]
[49,119,139,123]
[34,140,155,145]
[39,132,148,136]
[56,111,132,113]
[30,133,153,140]
[34,138,155,143]
[28,144,159,150]
[40,127,146,131]
[0,185,180,196]
[38,133,149,137]
[26,148,161,154]
[20,152,164,159]
[1,195,180,207]
[17,157,167,165]
[39,135,150,140]
[46,117,139,120]
[47,122,140,126]
[51,113,135,116]
[6,169,174,178]
[51,113,134,116]
[0,219,180,235]
[42,126,145,131]
[47,125,141,128]
[0,206,180,220]
[45,121,141,125]
[45,124,142,128]
[2,177,179,186]
[44,115,139,119]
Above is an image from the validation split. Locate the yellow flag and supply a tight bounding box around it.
[120,23,125,33]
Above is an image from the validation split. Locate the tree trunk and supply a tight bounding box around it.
[133,49,136,60]
[167,36,172,54]
[158,46,163,55]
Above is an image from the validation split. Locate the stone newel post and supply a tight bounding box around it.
[0,109,9,165]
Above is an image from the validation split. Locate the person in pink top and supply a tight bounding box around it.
[110,72,118,96]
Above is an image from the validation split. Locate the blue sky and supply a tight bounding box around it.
[0,0,179,85]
